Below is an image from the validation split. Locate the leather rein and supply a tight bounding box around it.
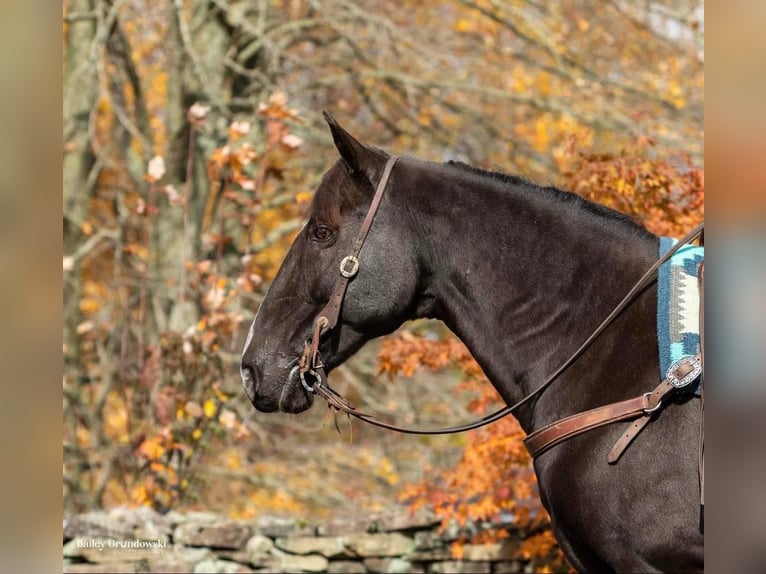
[298,155,705,452]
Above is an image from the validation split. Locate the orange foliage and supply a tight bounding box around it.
[561,135,704,237]
[118,97,306,509]
[382,333,567,570]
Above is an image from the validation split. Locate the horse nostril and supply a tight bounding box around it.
[240,363,257,401]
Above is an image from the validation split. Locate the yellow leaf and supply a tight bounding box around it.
[295,191,313,204]
[455,19,471,32]
[79,299,100,314]
[192,428,202,440]
[103,392,129,442]
[76,426,90,447]
[534,117,549,152]
[130,485,149,505]
[203,399,216,418]
[212,383,229,402]
[225,450,242,470]
[138,437,165,460]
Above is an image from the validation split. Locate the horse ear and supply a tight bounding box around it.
[323,111,381,179]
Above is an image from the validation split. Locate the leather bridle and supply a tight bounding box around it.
[296,154,704,450]
[298,156,399,395]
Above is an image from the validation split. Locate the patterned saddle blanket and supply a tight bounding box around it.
[657,237,704,395]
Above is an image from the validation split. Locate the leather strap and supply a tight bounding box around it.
[300,156,399,382]
[316,156,399,332]
[525,353,702,459]
[607,414,654,463]
[525,378,673,458]
[298,165,704,437]
[307,363,519,435]
[303,222,704,435]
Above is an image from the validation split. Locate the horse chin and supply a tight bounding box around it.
[277,365,314,414]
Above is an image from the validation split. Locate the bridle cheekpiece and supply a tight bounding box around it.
[298,156,399,397]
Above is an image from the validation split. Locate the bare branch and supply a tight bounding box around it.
[65,11,98,22]
[64,228,119,268]
[172,0,229,116]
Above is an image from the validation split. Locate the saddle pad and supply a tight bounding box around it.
[657,237,704,395]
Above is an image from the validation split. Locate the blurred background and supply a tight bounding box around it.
[62,0,704,568]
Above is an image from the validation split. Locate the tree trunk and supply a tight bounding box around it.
[63,0,98,369]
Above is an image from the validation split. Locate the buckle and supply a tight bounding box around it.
[643,392,663,414]
[339,255,359,278]
[666,355,702,389]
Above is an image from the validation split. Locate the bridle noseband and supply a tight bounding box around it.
[296,154,704,443]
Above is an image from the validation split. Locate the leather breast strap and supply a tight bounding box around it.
[524,354,702,460]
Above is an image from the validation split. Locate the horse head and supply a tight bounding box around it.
[240,113,426,414]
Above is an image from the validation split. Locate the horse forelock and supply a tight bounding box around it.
[310,160,373,228]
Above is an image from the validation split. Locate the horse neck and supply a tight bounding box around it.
[407,164,659,433]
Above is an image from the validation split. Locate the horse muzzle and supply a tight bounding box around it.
[240,350,314,414]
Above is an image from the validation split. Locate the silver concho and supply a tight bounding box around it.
[666,355,702,388]
[339,255,359,278]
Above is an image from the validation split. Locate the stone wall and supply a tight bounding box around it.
[63,507,533,573]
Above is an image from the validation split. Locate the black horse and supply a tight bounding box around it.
[240,114,703,572]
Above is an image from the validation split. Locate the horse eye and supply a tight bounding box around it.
[312,224,334,243]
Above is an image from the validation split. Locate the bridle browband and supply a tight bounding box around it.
[297,154,704,439]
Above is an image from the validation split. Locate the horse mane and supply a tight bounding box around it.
[445,160,650,236]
